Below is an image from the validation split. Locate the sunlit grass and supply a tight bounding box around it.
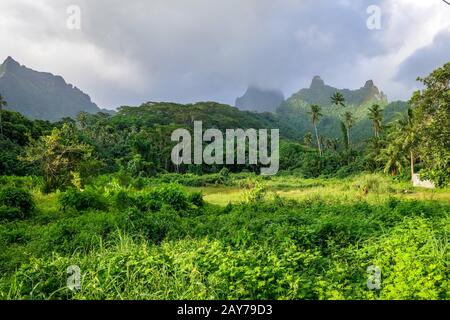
[189,174,450,206]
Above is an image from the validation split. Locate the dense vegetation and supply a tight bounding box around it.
[0,63,448,300]
[0,174,448,299]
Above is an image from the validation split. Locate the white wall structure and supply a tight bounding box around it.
[412,174,435,189]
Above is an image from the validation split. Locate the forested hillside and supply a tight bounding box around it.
[0,61,448,301]
[0,57,101,121]
[277,76,399,144]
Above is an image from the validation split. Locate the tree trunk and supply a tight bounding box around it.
[314,123,322,156]
[0,105,3,136]
[410,150,414,183]
[347,128,351,149]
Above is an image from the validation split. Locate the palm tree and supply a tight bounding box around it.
[303,132,313,146]
[331,92,346,107]
[308,104,323,156]
[344,111,355,148]
[324,137,336,151]
[340,121,349,150]
[377,144,406,176]
[397,109,417,183]
[368,104,383,138]
[0,94,7,136]
[331,138,339,151]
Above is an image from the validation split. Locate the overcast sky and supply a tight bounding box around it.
[0,0,449,109]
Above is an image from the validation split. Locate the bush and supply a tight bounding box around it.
[151,184,189,211]
[59,188,108,212]
[112,189,136,210]
[352,174,394,194]
[189,192,204,208]
[0,206,22,221]
[0,187,35,220]
[134,193,163,212]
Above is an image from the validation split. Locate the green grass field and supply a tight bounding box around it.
[194,174,450,206]
[0,173,449,300]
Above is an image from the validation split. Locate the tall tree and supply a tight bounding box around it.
[368,104,383,138]
[0,94,7,136]
[303,132,313,147]
[340,121,349,150]
[378,144,406,176]
[343,111,355,148]
[409,62,450,186]
[331,92,346,107]
[397,109,417,183]
[21,123,95,192]
[308,104,323,156]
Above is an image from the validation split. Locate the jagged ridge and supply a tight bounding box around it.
[0,56,101,121]
[235,86,285,112]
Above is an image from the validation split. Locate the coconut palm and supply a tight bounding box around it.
[377,144,406,176]
[308,105,323,156]
[331,92,346,107]
[397,108,417,183]
[368,104,383,138]
[303,132,313,146]
[344,111,355,148]
[340,121,349,149]
[0,94,7,136]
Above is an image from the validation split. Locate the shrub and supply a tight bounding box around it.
[135,193,162,212]
[0,176,43,190]
[152,184,189,211]
[0,187,35,219]
[140,209,181,244]
[112,189,136,210]
[242,180,267,205]
[59,188,108,212]
[189,192,204,208]
[0,206,22,221]
[352,174,393,194]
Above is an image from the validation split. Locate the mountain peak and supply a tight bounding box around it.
[0,57,101,121]
[364,80,374,88]
[3,56,20,67]
[310,76,325,88]
[288,76,388,108]
[235,86,285,112]
[1,56,21,73]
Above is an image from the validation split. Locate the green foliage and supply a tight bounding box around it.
[410,63,450,187]
[189,192,204,208]
[59,188,108,212]
[242,180,267,205]
[0,63,449,300]
[0,173,448,299]
[379,62,450,187]
[352,174,394,194]
[22,123,98,192]
[0,187,35,220]
[150,184,190,212]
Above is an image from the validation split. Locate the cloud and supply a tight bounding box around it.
[0,0,449,108]
[396,30,450,88]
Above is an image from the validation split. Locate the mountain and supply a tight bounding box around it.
[235,86,285,112]
[0,56,101,121]
[114,101,297,138]
[277,76,406,144]
[287,76,387,108]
